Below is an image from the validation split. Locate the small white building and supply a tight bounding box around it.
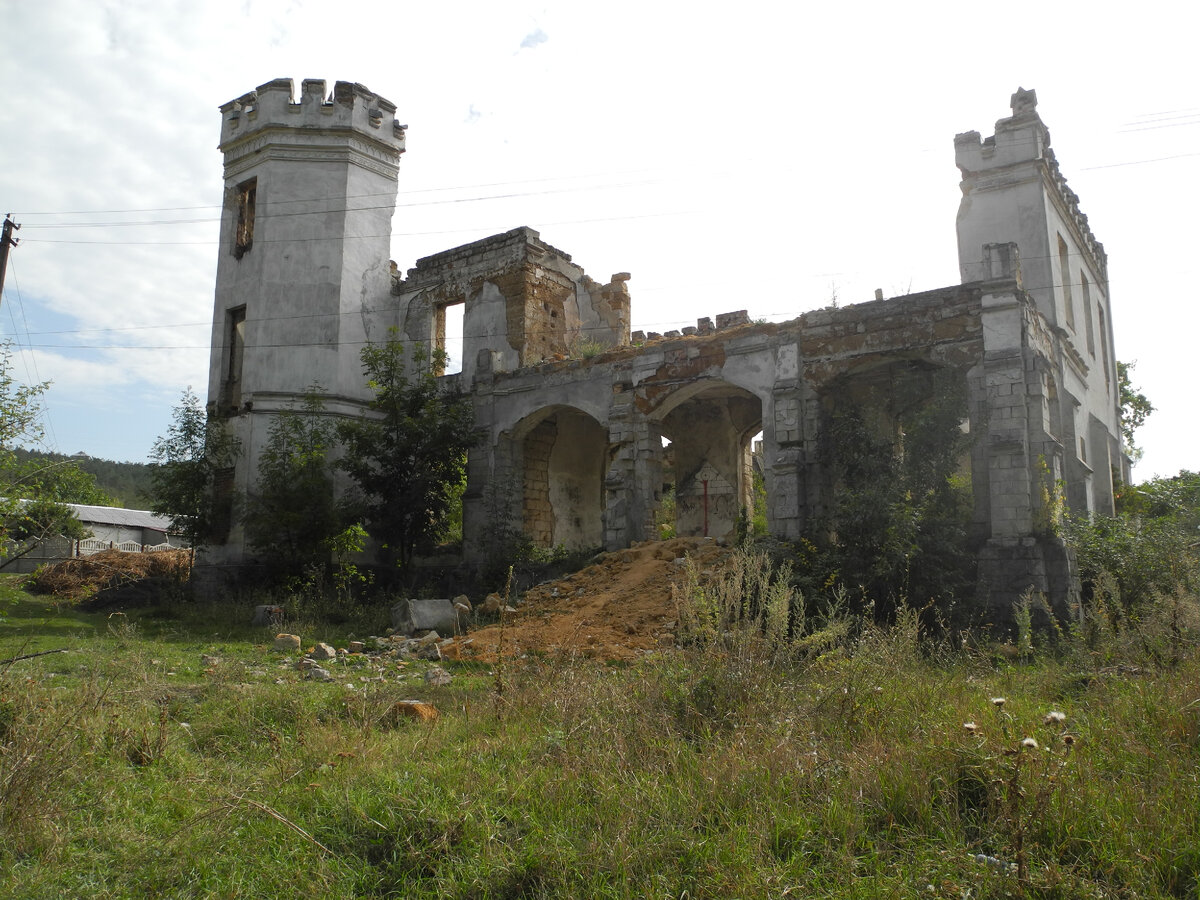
[2,505,186,574]
[67,505,183,548]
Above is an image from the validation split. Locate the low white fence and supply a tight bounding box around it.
[2,536,187,574]
[75,538,178,556]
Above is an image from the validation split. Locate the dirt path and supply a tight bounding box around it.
[461,537,731,661]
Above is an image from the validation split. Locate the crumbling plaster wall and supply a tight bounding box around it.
[392,227,630,384]
[458,268,1082,616]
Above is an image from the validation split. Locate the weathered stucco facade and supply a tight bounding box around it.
[204,80,1126,618]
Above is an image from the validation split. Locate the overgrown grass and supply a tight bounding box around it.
[1,568,1198,898]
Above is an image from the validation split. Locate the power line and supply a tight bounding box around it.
[20,209,692,246]
[15,174,682,230]
[1,256,59,451]
[8,166,685,218]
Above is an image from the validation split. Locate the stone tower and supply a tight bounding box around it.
[205,78,406,559]
[956,88,1126,517]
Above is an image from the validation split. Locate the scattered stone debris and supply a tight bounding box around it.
[305,666,333,682]
[481,593,503,615]
[392,598,462,636]
[309,642,336,661]
[424,666,453,686]
[200,654,221,668]
[273,634,302,652]
[347,640,365,654]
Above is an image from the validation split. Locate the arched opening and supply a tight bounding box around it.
[516,406,609,550]
[652,381,763,541]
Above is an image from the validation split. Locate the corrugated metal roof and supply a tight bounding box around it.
[66,504,176,531]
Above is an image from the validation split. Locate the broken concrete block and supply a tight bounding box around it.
[309,642,336,660]
[273,633,302,652]
[391,598,458,636]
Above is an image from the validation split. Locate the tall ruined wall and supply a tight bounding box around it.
[392,227,630,383]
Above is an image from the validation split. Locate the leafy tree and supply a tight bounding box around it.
[242,388,352,572]
[0,343,105,567]
[1070,470,1200,609]
[1117,361,1154,464]
[10,448,154,508]
[338,333,479,572]
[148,388,239,549]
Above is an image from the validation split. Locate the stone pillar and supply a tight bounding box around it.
[765,377,807,539]
[975,271,1077,626]
[603,381,661,549]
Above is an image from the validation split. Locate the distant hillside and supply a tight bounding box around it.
[12,448,155,509]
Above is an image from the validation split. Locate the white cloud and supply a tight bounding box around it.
[519,27,548,51]
[0,0,1194,477]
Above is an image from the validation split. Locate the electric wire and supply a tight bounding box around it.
[1,257,59,451]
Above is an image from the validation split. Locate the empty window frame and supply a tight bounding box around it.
[1081,271,1096,357]
[223,306,246,408]
[1058,234,1075,330]
[234,178,257,259]
[1098,306,1111,393]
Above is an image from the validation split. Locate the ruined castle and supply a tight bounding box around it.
[204,79,1125,617]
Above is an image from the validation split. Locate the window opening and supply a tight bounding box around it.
[1098,306,1111,393]
[234,178,256,259]
[1058,234,1075,330]
[223,306,246,409]
[1081,272,1095,357]
[434,301,464,375]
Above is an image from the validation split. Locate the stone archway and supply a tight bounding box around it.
[652,381,763,540]
[515,406,610,550]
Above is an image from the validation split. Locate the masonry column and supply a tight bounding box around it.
[604,380,661,549]
[765,342,807,539]
[974,243,1075,624]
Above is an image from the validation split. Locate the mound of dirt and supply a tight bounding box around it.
[28,549,193,604]
[462,537,731,661]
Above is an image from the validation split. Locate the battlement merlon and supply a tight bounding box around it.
[218,78,407,155]
[955,87,1108,281]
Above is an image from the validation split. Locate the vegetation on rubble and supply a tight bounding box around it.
[800,373,975,620]
[1068,469,1200,613]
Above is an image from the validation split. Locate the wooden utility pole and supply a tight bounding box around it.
[0,214,20,306]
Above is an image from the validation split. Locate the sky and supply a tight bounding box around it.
[0,0,1196,481]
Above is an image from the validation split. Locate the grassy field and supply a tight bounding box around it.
[1,573,1198,899]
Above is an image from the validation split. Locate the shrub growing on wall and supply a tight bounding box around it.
[242,388,353,575]
[804,370,975,618]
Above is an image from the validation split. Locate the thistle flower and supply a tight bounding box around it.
[991,697,1006,707]
[1021,736,1039,750]
[1044,711,1066,725]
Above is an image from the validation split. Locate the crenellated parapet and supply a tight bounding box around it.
[218,78,406,178]
[1041,146,1107,280]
